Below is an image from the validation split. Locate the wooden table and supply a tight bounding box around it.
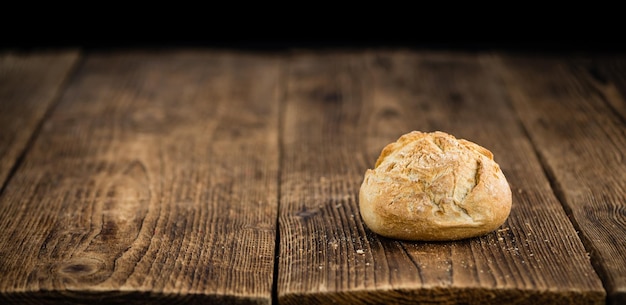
[0,49,624,305]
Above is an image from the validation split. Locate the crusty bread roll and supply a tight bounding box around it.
[359,131,512,241]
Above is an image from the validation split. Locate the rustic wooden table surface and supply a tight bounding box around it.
[0,49,624,305]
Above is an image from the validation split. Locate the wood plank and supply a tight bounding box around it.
[277,51,605,304]
[0,50,79,189]
[0,51,280,304]
[572,57,626,121]
[496,54,626,305]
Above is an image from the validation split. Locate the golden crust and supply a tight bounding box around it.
[359,131,512,241]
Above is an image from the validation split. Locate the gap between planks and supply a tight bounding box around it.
[0,50,82,194]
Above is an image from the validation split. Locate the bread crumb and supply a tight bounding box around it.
[356,249,365,255]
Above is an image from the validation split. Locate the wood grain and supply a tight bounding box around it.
[277,51,605,304]
[0,50,79,189]
[572,57,626,121]
[0,51,280,304]
[496,55,626,305]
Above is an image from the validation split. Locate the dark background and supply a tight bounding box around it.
[2,11,624,54]
[4,37,624,54]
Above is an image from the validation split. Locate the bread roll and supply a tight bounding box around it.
[359,131,511,241]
